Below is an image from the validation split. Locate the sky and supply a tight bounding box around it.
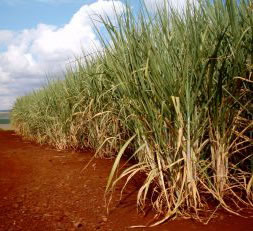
[0,0,194,110]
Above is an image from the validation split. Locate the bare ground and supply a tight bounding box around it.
[0,130,253,231]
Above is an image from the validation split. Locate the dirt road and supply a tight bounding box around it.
[0,130,252,231]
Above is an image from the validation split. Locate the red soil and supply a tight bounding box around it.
[0,130,253,231]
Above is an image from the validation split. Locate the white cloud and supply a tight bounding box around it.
[0,30,15,47]
[0,0,125,110]
[144,0,198,12]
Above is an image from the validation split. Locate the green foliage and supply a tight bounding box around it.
[11,0,253,223]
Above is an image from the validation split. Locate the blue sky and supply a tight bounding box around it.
[0,1,105,30]
[0,0,193,110]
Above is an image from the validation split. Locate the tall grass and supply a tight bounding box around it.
[11,0,253,224]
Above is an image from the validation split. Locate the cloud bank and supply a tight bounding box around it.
[0,0,125,109]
